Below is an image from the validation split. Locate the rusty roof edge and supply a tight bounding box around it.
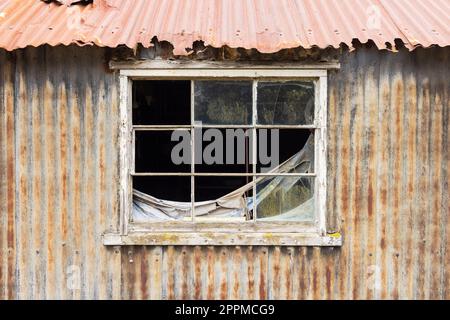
[375,0,414,50]
[2,37,448,55]
[1,0,448,54]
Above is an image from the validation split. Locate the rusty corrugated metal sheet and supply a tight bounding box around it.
[0,46,122,299]
[0,45,448,299]
[0,0,448,55]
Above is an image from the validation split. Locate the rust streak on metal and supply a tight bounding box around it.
[219,247,227,300]
[193,246,202,299]
[181,247,189,299]
[140,248,149,299]
[206,246,214,299]
[258,248,267,299]
[5,50,15,299]
[246,247,255,299]
[232,246,242,299]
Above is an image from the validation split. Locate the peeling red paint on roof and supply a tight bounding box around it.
[0,0,448,54]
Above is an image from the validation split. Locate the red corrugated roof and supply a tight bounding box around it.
[0,0,448,54]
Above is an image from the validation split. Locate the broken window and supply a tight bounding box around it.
[131,79,317,224]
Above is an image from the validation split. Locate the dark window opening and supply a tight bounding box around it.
[135,130,191,173]
[194,128,251,173]
[133,176,191,202]
[256,129,312,173]
[133,80,191,125]
[195,176,253,202]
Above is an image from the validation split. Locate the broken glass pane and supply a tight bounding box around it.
[256,176,314,221]
[194,81,252,125]
[257,81,314,125]
[256,129,314,173]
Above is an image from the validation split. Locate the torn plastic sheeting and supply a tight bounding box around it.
[132,134,314,222]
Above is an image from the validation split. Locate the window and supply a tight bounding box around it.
[104,63,341,246]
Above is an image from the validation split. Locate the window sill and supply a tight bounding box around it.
[102,232,342,246]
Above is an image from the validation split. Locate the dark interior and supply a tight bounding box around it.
[256,129,312,173]
[195,176,252,201]
[133,176,191,202]
[194,128,251,173]
[132,80,191,125]
[134,130,191,173]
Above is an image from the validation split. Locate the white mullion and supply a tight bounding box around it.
[194,124,253,129]
[315,74,328,235]
[131,129,136,174]
[252,80,258,222]
[255,124,316,129]
[190,80,195,223]
[133,125,190,130]
[119,75,132,235]
[131,172,316,177]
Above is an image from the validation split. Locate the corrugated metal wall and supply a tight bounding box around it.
[0,46,122,299]
[0,45,448,299]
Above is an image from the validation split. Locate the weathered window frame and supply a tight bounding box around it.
[104,61,342,246]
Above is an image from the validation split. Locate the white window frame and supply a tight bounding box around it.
[103,61,342,246]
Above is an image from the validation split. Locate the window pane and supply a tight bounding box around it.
[194,176,253,222]
[135,130,191,173]
[256,176,314,221]
[256,129,314,174]
[133,80,191,125]
[132,176,191,222]
[195,176,252,201]
[194,128,252,173]
[257,81,314,125]
[194,81,252,125]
